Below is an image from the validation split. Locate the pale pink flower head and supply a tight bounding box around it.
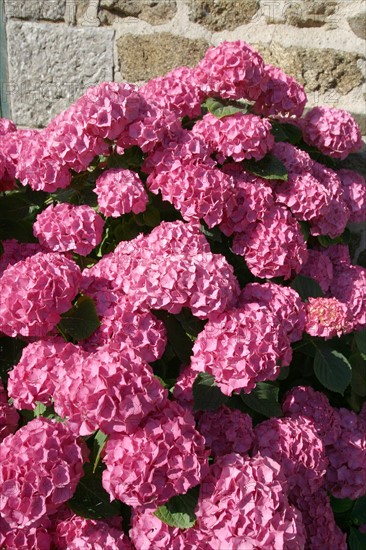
[147,158,234,227]
[54,514,132,550]
[302,106,362,159]
[195,453,306,549]
[190,304,288,396]
[282,386,341,446]
[0,380,19,442]
[300,249,334,293]
[325,407,366,500]
[198,405,254,457]
[195,40,265,100]
[0,252,81,337]
[192,112,274,162]
[0,118,17,135]
[253,416,328,497]
[102,400,209,509]
[305,297,352,339]
[95,168,148,218]
[0,239,44,277]
[337,168,366,224]
[53,344,167,436]
[232,205,308,280]
[238,282,306,343]
[33,203,104,256]
[254,64,307,117]
[272,141,314,175]
[7,337,83,411]
[291,489,347,550]
[0,417,88,529]
[139,66,204,119]
[220,167,274,236]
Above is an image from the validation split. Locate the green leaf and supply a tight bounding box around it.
[33,402,47,417]
[351,353,366,397]
[204,97,251,119]
[193,372,228,412]
[351,495,366,524]
[290,275,324,301]
[270,121,303,145]
[92,430,108,474]
[313,346,352,395]
[58,295,100,341]
[0,193,31,220]
[330,495,354,515]
[355,330,366,360]
[154,311,194,365]
[240,382,283,418]
[68,461,121,520]
[154,486,199,529]
[242,154,288,181]
[348,527,366,550]
[142,205,161,228]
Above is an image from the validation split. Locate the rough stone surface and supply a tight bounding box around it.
[4,0,66,21]
[189,0,260,31]
[6,21,114,127]
[256,43,364,95]
[98,0,177,25]
[348,13,366,40]
[117,33,209,82]
[262,0,337,27]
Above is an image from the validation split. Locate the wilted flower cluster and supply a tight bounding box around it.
[0,39,365,547]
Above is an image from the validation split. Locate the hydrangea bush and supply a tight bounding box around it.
[0,40,366,549]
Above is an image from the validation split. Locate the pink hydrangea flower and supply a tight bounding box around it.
[80,281,166,361]
[190,304,289,396]
[147,158,234,227]
[102,401,209,509]
[198,405,254,457]
[305,297,352,339]
[139,66,204,119]
[195,453,305,549]
[33,203,104,256]
[300,249,334,293]
[0,516,52,550]
[253,416,328,497]
[192,112,274,162]
[330,264,366,331]
[91,221,240,319]
[219,166,274,236]
[194,40,265,100]
[0,418,88,529]
[291,489,347,549]
[232,205,308,280]
[95,168,149,218]
[238,282,306,343]
[254,64,307,117]
[325,407,366,500]
[282,386,341,446]
[172,365,197,410]
[272,141,314,175]
[0,239,45,277]
[0,252,81,337]
[0,118,17,135]
[0,380,19,442]
[7,337,83,410]
[52,344,167,436]
[54,514,132,550]
[302,106,362,159]
[337,169,366,224]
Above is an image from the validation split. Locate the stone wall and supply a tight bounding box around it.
[2,0,365,131]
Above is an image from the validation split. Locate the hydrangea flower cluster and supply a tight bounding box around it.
[0,40,365,547]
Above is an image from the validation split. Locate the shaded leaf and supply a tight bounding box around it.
[290,275,324,301]
[355,330,366,360]
[350,353,366,397]
[240,382,283,418]
[154,311,194,365]
[58,295,100,341]
[348,527,366,550]
[270,121,303,145]
[0,193,31,220]
[351,495,366,524]
[193,372,228,412]
[243,154,288,181]
[330,495,354,515]
[204,97,251,119]
[313,346,352,395]
[154,487,199,529]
